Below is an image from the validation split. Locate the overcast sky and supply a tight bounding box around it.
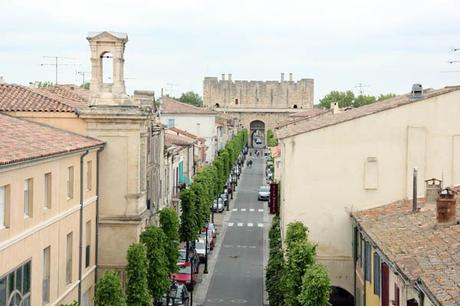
[1,0,460,103]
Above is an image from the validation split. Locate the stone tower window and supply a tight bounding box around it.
[215,103,220,108]
[293,104,298,109]
[101,52,113,83]
[235,99,239,105]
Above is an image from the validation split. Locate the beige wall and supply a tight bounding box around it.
[279,90,460,293]
[0,150,99,306]
[6,111,88,135]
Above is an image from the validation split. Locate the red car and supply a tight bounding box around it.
[172,262,197,290]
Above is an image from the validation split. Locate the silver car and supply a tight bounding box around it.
[258,185,270,201]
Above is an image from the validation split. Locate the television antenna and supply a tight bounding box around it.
[41,56,75,85]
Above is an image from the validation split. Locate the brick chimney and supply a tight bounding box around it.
[425,178,442,205]
[436,187,457,225]
[331,101,340,114]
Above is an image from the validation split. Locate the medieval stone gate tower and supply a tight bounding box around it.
[203,74,314,145]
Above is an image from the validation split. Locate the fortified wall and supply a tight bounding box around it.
[203,73,314,109]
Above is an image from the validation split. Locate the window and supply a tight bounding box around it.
[196,123,201,135]
[0,261,31,306]
[44,173,52,209]
[87,161,92,191]
[66,233,73,284]
[85,221,91,268]
[364,241,372,281]
[24,178,33,217]
[167,118,175,128]
[394,284,400,306]
[43,246,50,304]
[373,252,381,296]
[67,166,74,199]
[235,98,239,105]
[356,231,362,266]
[361,235,365,268]
[364,157,379,189]
[0,185,9,228]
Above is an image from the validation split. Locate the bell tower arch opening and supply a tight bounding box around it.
[250,120,265,148]
[329,286,354,306]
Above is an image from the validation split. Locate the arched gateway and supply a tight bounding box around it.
[250,120,265,147]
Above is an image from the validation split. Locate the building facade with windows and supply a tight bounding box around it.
[0,113,103,306]
[276,86,460,297]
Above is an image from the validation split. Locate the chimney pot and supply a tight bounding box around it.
[281,73,285,82]
[331,101,340,114]
[411,83,423,98]
[221,74,226,81]
[425,178,442,205]
[228,73,232,81]
[289,73,293,81]
[436,187,457,225]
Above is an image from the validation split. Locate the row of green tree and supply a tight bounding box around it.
[319,90,396,109]
[266,217,332,306]
[91,207,181,306]
[179,129,248,253]
[267,129,278,147]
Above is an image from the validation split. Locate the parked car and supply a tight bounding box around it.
[200,229,215,250]
[207,222,217,238]
[220,193,228,207]
[178,248,199,273]
[157,283,189,306]
[172,262,197,289]
[212,197,225,213]
[195,239,209,263]
[258,185,270,201]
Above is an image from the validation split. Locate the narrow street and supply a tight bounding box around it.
[201,151,268,305]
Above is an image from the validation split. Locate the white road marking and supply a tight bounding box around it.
[237,222,243,227]
[258,209,264,212]
[249,246,256,249]
[241,208,246,212]
[232,208,238,211]
[249,208,255,212]
[228,222,234,227]
[223,245,233,248]
[247,223,253,227]
[257,223,264,227]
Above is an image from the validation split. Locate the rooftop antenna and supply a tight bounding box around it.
[76,71,90,85]
[354,83,369,96]
[41,56,75,85]
[165,83,179,97]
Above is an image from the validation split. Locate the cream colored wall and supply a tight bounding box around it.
[280,90,460,293]
[6,111,88,135]
[0,150,98,306]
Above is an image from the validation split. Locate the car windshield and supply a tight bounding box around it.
[196,241,205,249]
[259,186,269,192]
[177,265,191,274]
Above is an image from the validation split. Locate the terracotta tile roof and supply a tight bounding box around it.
[159,97,216,115]
[168,127,205,142]
[276,86,460,139]
[275,108,329,129]
[0,113,104,166]
[352,200,460,306]
[42,85,90,103]
[165,129,196,146]
[0,83,89,113]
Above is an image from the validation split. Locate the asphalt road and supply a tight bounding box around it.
[203,151,267,306]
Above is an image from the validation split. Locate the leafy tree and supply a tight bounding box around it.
[297,263,332,306]
[140,226,170,303]
[81,82,90,89]
[176,91,203,107]
[284,240,317,306]
[267,129,278,147]
[160,208,180,273]
[285,221,309,250]
[319,90,355,109]
[377,93,396,101]
[266,217,285,306]
[353,95,376,108]
[126,243,151,306]
[94,272,127,306]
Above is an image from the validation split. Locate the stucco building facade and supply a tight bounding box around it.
[276,86,460,297]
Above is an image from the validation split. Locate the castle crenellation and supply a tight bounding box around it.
[203,73,314,109]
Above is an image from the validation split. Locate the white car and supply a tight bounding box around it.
[258,185,270,201]
[195,239,209,263]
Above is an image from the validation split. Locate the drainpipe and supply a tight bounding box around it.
[94,147,103,285]
[78,150,89,305]
[412,168,418,212]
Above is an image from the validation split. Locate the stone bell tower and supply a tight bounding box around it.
[87,31,130,106]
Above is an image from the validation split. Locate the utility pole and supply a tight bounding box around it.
[354,83,369,96]
[76,71,90,85]
[41,56,74,85]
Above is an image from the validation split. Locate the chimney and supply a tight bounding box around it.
[425,178,442,205]
[412,168,418,212]
[331,101,340,114]
[0,76,5,84]
[228,73,232,81]
[436,187,457,225]
[411,84,423,98]
[281,73,285,82]
[289,73,293,81]
[221,74,226,81]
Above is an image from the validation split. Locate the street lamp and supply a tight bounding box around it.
[204,223,209,274]
[189,253,194,306]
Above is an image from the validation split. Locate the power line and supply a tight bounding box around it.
[41,56,75,85]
